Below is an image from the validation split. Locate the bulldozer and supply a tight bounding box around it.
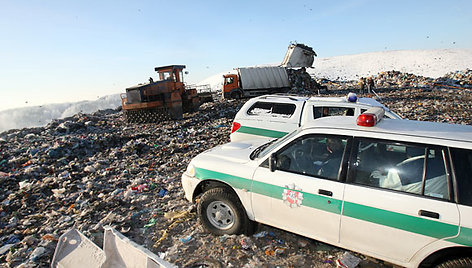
[121,65,200,123]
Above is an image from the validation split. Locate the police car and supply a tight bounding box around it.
[182,108,472,268]
[230,93,402,142]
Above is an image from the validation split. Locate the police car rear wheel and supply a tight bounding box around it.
[198,188,248,235]
[436,257,472,268]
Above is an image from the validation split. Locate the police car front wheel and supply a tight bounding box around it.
[198,188,249,235]
[436,257,472,268]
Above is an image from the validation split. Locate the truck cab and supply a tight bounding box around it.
[223,73,240,99]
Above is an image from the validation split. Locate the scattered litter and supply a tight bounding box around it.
[336,252,361,268]
[253,231,267,238]
[0,72,470,266]
[179,235,192,243]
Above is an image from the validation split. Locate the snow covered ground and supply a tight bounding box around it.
[198,49,472,90]
[311,49,472,81]
[1,49,471,132]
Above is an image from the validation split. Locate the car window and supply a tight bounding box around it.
[258,128,302,159]
[313,106,354,119]
[247,102,296,118]
[450,148,472,206]
[350,139,449,200]
[274,135,348,180]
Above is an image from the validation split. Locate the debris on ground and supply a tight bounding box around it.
[0,70,471,267]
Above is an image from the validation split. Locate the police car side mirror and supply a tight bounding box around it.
[269,153,277,172]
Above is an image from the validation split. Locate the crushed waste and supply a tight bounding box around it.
[0,70,471,267]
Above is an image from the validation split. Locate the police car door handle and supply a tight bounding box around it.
[418,210,440,219]
[318,189,333,197]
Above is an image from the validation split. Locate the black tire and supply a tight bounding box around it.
[197,188,250,235]
[436,257,472,268]
[230,91,241,99]
[184,259,222,268]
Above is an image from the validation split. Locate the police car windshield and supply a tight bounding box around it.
[257,129,302,159]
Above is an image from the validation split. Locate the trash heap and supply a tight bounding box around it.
[318,69,472,92]
[287,68,326,94]
[374,71,434,89]
[434,69,472,89]
[0,71,471,268]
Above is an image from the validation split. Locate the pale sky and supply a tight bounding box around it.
[1,0,471,111]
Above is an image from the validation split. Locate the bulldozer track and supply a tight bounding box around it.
[124,107,171,124]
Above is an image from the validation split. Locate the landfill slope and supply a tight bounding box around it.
[311,49,472,81]
[0,71,472,267]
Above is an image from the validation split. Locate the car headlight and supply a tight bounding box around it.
[186,164,195,177]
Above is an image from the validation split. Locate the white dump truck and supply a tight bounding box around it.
[222,66,291,99]
[222,43,318,99]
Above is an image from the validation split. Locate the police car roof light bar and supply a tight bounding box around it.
[357,107,385,127]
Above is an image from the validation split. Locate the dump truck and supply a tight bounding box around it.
[222,66,290,99]
[121,65,200,123]
[222,43,318,99]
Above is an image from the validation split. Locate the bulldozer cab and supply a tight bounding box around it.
[154,65,186,95]
[155,65,184,82]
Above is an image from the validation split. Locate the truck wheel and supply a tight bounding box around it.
[197,188,250,235]
[230,91,242,99]
[436,257,472,268]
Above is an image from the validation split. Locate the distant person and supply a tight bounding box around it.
[366,76,375,93]
[149,77,154,83]
[358,77,366,94]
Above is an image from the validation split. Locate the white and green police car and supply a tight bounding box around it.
[182,108,472,267]
[230,93,402,142]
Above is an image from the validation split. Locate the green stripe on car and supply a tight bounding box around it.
[195,167,342,214]
[236,126,288,138]
[193,167,472,246]
[342,202,458,239]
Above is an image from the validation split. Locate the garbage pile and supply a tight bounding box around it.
[287,68,326,94]
[373,71,434,89]
[434,69,472,89]
[382,87,472,124]
[0,71,471,268]
[319,69,472,92]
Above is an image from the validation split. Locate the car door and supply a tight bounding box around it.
[251,134,350,244]
[449,148,472,247]
[340,138,460,263]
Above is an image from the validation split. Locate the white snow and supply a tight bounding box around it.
[198,49,472,90]
[310,49,472,81]
[1,49,471,133]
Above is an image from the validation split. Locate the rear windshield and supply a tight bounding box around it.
[247,102,296,118]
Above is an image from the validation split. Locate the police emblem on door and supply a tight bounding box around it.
[282,184,304,208]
